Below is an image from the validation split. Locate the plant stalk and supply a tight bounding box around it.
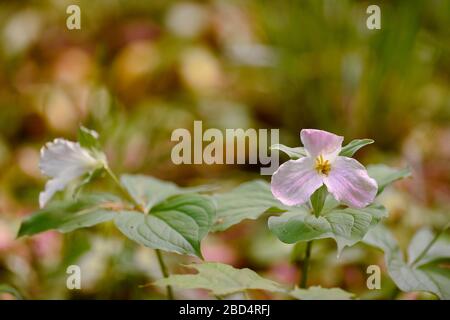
[300,240,313,288]
[105,165,174,299]
[156,249,174,300]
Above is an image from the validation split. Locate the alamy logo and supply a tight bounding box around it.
[66,5,81,30]
[66,265,81,290]
[171,121,279,175]
[366,5,381,30]
[366,265,381,289]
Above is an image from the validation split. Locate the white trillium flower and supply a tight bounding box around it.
[39,138,106,208]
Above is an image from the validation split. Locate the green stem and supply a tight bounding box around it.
[411,222,450,267]
[300,241,313,288]
[104,166,138,207]
[156,249,174,300]
[105,165,174,300]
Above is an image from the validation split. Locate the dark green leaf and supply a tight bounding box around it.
[114,194,216,257]
[18,194,120,237]
[269,204,387,255]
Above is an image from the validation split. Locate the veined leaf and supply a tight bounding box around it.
[364,224,450,299]
[290,286,355,300]
[114,194,215,258]
[212,180,287,232]
[153,263,286,296]
[269,204,387,255]
[367,165,411,194]
[17,194,121,237]
[339,139,374,157]
[270,144,306,159]
[121,174,209,212]
[153,262,356,300]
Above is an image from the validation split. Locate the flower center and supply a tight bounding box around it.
[315,154,331,176]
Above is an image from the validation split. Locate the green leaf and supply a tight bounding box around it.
[212,180,286,232]
[271,139,373,159]
[270,144,306,159]
[269,204,387,255]
[121,174,208,212]
[153,263,286,296]
[78,126,101,151]
[114,194,215,258]
[310,185,327,215]
[17,194,121,237]
[367,164,411,194]
[339,139,374,157]
[290,286,355,300]
[0,284,23,300]
[407,228,450,267]
[364,225,450,299]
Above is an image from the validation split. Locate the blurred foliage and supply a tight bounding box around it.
[0,0,449,299]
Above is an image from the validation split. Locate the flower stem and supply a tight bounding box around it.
[299,240,313,288]
[104,166,138,207]
[104,165,174,299]
[155,249,174,300]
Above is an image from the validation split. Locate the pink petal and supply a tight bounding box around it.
[323,156,378,208]
[271,157,323,206]
[300,129,343,158]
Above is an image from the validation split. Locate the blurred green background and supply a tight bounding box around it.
[0,0,449,299]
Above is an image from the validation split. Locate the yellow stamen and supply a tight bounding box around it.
[315,154,331,176]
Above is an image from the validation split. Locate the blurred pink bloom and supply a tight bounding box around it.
[32,231,62,260]
[271,129,377,208]
[0,222,15,251]
[202,241,237,265]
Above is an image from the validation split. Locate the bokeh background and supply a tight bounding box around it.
[0,0,449,299]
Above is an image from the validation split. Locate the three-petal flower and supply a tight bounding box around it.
[271,129,377,208]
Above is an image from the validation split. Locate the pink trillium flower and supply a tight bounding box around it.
[271,129,378,208]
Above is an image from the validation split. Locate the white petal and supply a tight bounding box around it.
[39,176,71,208]
[323,156,378,208]
[39,139,101,207]
[271,157,324,206]
[40,139,98,177]
[300,129,343,161]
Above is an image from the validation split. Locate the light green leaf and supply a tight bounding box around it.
[270,144,306,159]
[269,204,387,255]
[212,180,286,232]
[121,174,209,212]
[78,126,101,151]
[0,284,23,300]
[407,228,450,267]
[153,263,286,296]
[367,164,411,194]
[364,225,450,299]
[339,139,374,157]
[290,286,355,300]
[17,194,121,237]
[114,194,215,258]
